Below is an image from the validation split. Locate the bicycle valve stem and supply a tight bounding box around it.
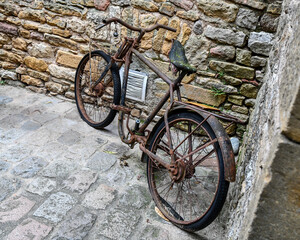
[134,119,140,131]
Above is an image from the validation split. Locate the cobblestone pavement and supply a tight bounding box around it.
[0,85,225,240]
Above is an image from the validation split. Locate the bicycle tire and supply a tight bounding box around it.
[146,111,229,232]
[75,50,121,129]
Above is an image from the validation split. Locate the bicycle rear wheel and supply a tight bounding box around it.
[146,111,229,232]
[75,50,121,129]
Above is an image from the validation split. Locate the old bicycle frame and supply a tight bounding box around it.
[93,18,237,181]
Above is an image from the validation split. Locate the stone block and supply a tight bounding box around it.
[26,177,56,196]
[232,105,248,114]
[170,0,193,10]
[248,32,274,56]
[94,0,110,10]
[245,98,256,107]
[18,9,46,23]
[132,0,159,12]
[267,2,282,15]
[209,60,255,79]
[259,13,279,33]
[45,33,78,51]
[111,0,130,6]
[165,17,180,41]
[28,42,54,58]
[0,70,17,80]
[251,56,267,67]
[21,75,44,87]
[210,45,235,60]
[56,50,83,69]
[193,20,203,35]
[12,156,48,178]
[204,26,246,47]
[0,33,10,44]
[63,169,98,194]
[44,3,82,17]
[46,16,66,29]
[67,18,85,33]
[196,77,238,94]
[24,56,48,72]
[196,0,239,22]
[52,28,72,38]
[83,184,116,210]
[12,37,27,51]
[176,10,200,21]
[179,23,191,45]
[153,17,168,52]
[236,48,252,66]
[159,2,175,17]
[0,195,35,223]
[240,83,258,98]
[235,8,260,30]
[185,34,211,71]
[33,192,76,223]
[50,208,97,240]
[230,0,267,10]
[27,69,50,82]
[48,64,76,81]
[181,83,226,107]
[7,218,52,240]
[0,22,18,36]
[228,94,245,105]
[19,29,30,38]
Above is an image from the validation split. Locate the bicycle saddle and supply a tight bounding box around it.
[168,40,197,74]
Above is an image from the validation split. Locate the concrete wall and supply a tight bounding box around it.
[226,0,300,239]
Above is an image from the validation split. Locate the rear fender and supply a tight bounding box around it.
[141,106,236,182]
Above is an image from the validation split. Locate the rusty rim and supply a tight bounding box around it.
[149,117,220,225]
[76,54,114,125]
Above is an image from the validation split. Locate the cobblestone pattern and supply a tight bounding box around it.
[0,0,283,140]
[0,85,225,239]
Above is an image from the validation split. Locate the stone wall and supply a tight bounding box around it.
[225,0,300,239]
[0,0,283,138]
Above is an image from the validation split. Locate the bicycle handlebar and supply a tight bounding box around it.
[96,17,176,33]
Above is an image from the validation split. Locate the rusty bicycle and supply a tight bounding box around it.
[74,17,238,232]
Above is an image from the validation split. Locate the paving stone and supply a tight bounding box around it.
[86,152,117,172]
[63,169,98,194]
[103,142,130,156]
[57,129,81,145]
[83,184,116,210]
[40,161,77,179]
[95,207,141,239]
[0,114,29,129]
[50,207,97,240]
[119,185,151,209]
[34,192,76,223]
[12,157,48,178]
[0,196,35,223]
[0,128,26,144]
[7,218,52,240]
[0,96,13,105]
[0,177,21,201]
[26,177,56,196]
[0,145,31,163]
[21,120,42,131]
[0,160,10,173]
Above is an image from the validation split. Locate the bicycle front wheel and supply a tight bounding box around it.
[75,50,121,129]
[146,111,229,232]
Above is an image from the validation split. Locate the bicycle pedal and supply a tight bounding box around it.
[155,206,169,222]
